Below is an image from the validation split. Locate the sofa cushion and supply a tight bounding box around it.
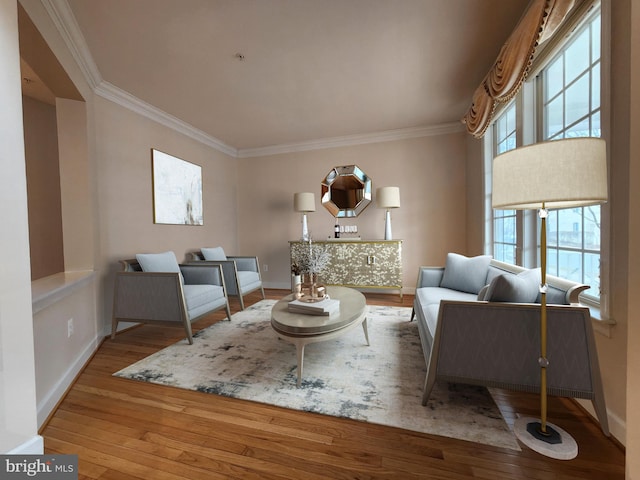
[485,268,541,303]
[201,246,227,261]
[136,251,184,283]
[237,270,261,290]
[417,287,478,307]
[439,253,492,294]
[183,284,226,319]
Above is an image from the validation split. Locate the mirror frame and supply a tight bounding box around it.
[321,165,372,218]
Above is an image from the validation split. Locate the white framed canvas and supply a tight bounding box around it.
[152,149,203,225]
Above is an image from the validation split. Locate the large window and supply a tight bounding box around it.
[488,5,603,302]
[493,104,518,264]
[541,10,602,299]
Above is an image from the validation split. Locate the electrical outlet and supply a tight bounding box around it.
[67,318,74,338]
[263,264,268,272]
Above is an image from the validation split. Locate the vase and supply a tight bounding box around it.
[295,272,326,302]
[291,274,301,292]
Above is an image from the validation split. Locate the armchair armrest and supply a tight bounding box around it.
[180,263,225,288]
[228,256,259,272]
[416,266,444,288]
[113,272,186,322]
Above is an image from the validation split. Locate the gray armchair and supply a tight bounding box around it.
[112,252,231,344]
[189,247,265,310]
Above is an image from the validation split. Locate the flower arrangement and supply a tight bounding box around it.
[291,239,331,275]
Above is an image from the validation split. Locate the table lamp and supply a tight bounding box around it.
[492,137,607,460]
[377,186,401,240]
[294,192,315,241]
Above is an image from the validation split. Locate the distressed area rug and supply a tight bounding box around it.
[114,300,519,450]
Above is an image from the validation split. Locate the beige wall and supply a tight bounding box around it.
[22,95,64,280]
[92,96,239,327]
[237,133,468,290]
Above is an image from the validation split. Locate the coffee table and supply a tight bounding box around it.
[271,286,369,387]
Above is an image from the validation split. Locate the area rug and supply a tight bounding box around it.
[114,300,520,451]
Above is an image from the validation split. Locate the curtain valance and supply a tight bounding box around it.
[462,0,575,138]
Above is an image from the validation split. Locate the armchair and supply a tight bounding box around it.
[189,246,265,310]
[112,252,231,344]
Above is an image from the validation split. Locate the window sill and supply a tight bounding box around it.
[31,271,95,314]
[586,305,616,338]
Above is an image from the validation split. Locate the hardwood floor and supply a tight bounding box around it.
[41,289,625,479]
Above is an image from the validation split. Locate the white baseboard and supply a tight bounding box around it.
[5,435,43,454]
[576,398,626,446]
[37,335,101,428]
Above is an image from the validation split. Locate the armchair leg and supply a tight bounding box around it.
[224,300,232,321]
[183,320,194,345]
[238,294,245,310]
[259,286,265,300]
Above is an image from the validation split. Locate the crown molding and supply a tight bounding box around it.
[40,0,102,89]
[43,0,465,159]
[95,82,238,157]
[42,0,238,157]
[237,122,466,158]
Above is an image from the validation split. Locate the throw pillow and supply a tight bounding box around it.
[201,246,227,261]
[477,284,490,301]
[485,268,541,303]
[136,251,184,283]
[439,253,492,294]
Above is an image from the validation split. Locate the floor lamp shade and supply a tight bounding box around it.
[492,138,607,210]
[491,137,607,460]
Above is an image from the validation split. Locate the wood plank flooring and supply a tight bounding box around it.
[41,289,625,479]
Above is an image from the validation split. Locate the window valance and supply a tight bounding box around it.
[461,0,575,138]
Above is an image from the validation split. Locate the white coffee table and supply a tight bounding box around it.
[271,286,369,387]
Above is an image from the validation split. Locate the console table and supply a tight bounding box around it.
[289,239,402,298]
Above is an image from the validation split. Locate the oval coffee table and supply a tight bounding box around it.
[271,286,369,387]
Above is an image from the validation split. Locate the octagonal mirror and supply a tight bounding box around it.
[321,165,372,218]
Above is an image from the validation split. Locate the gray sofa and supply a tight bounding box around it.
[412,253,609,436]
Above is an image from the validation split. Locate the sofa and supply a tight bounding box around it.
[412,253,609,436]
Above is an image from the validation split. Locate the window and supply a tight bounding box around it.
[492,104,518,264]
[540,10,602,299]
[487,5,604,303]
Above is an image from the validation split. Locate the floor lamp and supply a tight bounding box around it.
[492,137,607,460]
[376,186,401,240]
[294,192,316,241]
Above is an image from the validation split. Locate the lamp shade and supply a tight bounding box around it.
[377,186,401,209]
[492,138,608,210]
[293,192,316,212]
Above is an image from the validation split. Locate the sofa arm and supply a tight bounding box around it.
[422,299,609,435]
[228,256,259,272]
[113,272,186,322]
[416,266,445,288]
[180,263,225,287]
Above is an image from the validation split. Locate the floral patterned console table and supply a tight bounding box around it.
[289,240,402,299]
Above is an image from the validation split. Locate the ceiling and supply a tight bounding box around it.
[57,0,530,152]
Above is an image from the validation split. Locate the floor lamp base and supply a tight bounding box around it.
[514,417,578,460]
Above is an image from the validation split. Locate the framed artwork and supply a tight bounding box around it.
[152,149,203,225]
